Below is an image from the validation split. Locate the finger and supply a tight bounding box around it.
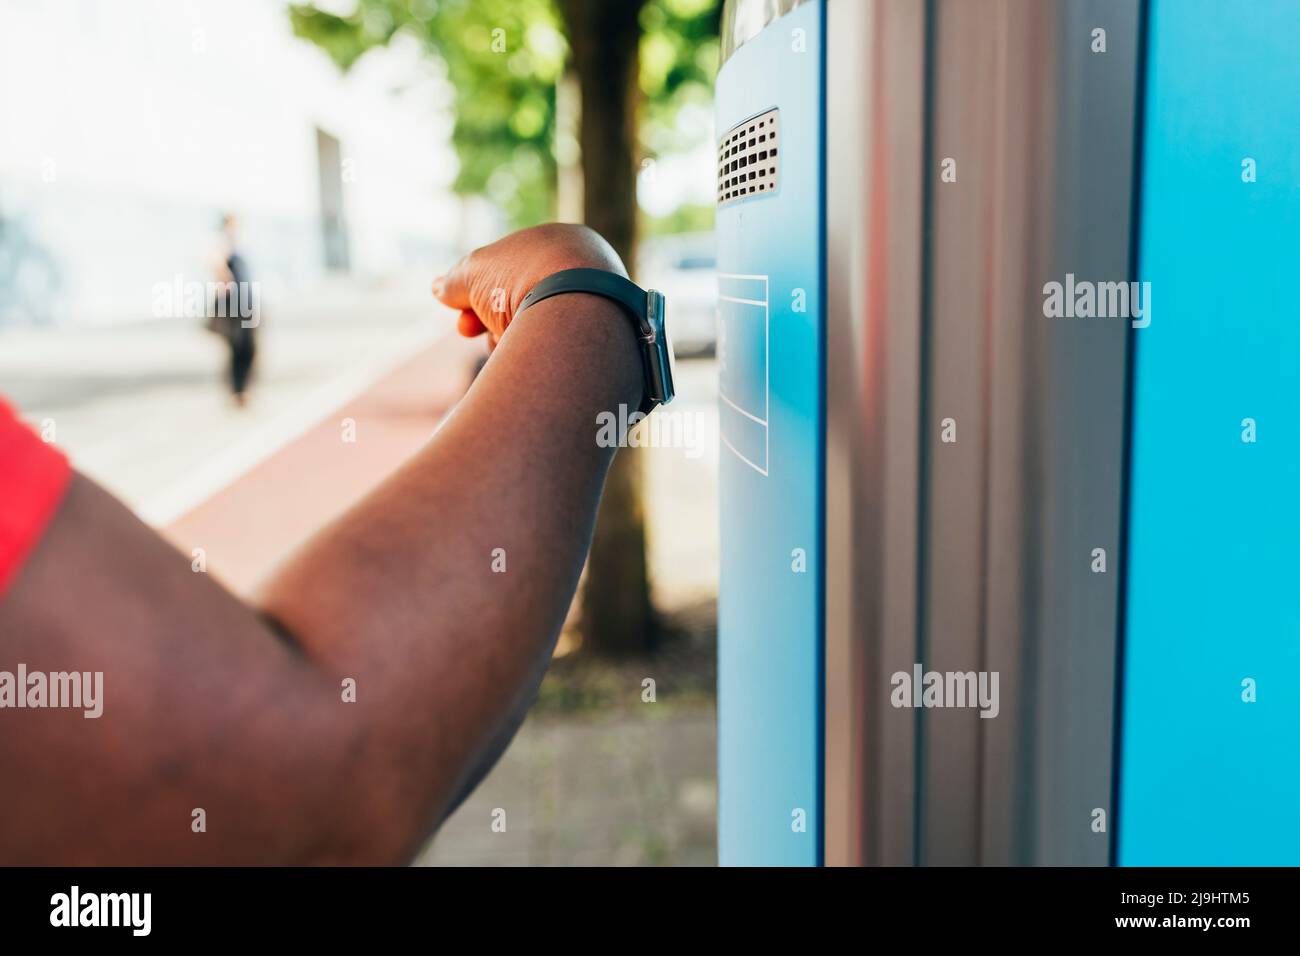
[432,255,473,310]
[457,309,487,338]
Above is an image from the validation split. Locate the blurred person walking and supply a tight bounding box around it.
[208,213,259,406]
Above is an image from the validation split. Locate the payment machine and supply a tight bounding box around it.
[716,0,824,866]
[715,0,1300,866]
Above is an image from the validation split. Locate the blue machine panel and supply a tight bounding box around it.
[715,1,824,866]
[1119,0,1300,864]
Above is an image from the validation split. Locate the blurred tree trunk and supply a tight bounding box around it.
[557,0,652,656]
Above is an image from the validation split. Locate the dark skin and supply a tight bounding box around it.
[0,224,645,864]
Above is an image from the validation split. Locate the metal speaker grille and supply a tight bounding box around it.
[717,107,779,207]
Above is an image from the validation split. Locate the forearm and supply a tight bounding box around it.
[258,293,643,843]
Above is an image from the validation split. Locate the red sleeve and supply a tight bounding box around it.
[0,398,72,596]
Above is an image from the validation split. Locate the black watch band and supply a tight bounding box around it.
[516,268,675,416]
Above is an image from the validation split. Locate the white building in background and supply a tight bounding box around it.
[0,0,496,326]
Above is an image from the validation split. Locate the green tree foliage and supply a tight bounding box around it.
[639,0,721,162]
[289,0,719,230]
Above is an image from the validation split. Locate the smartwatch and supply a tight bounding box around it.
[515,268,676,416]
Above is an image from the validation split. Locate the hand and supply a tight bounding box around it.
[432,223,626,345]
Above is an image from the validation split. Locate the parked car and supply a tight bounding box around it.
[639,232,716,359]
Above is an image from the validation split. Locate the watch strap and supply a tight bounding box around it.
[516,268,651,338]
[515,268,665,416]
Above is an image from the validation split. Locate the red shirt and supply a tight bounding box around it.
[0,399,71,596]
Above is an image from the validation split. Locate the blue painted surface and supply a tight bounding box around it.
[1119,0,1300,865]
[715,1,824,866]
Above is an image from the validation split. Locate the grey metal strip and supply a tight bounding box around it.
[1006,0,1140,866]
[824,0,927,867]
[918,0,1139,865]
[825,0,1139,866]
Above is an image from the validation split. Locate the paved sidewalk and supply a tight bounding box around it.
[416,709,717,866]
[1,272,457,516]
[165,334,480,595]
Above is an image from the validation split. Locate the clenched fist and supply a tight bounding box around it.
[432,224,627,346]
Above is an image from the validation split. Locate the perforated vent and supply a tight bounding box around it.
[717,108,779,207]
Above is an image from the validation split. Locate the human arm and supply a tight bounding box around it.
[0,224,643,864]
